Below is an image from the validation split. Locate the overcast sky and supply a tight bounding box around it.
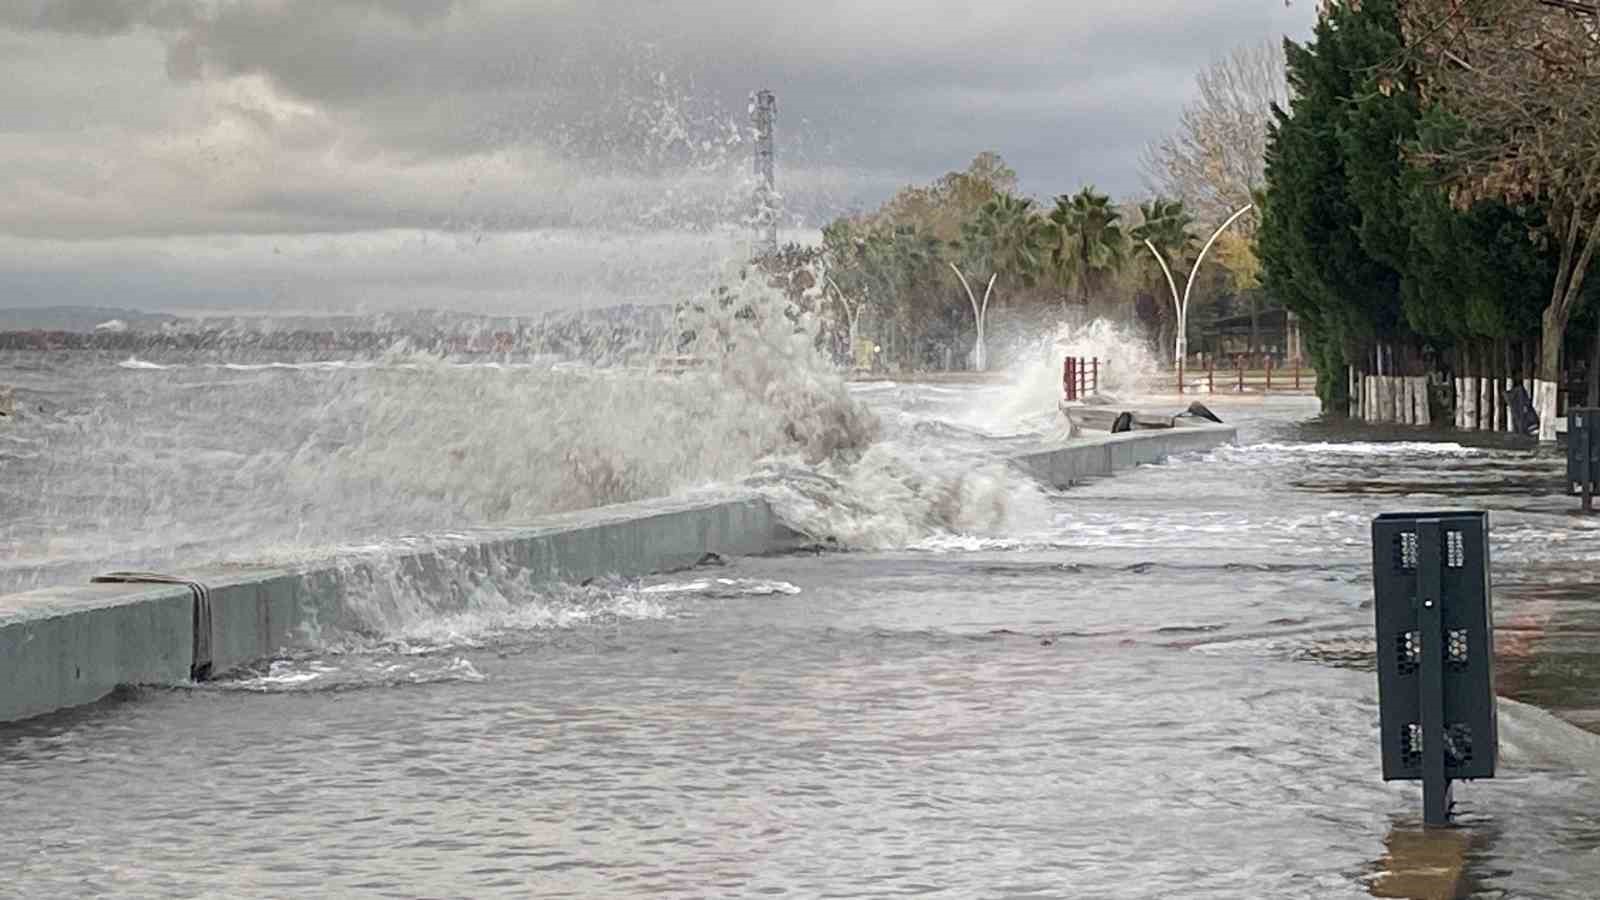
[0,0,1316,316]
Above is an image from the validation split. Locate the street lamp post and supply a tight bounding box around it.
[1142,203,1255,374]
[824,275,863,368]
[949,264,998,372]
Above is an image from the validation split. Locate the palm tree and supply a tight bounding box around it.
[973,194,1051,296]
[1130,197,1197,269]
[951,193,1050,370]
[1050,187,1128,306]
[1131,197,1201,364]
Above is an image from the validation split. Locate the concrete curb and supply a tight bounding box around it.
[0,424,1237,724]
[1008,421,1237,488]
[2,492,803,724]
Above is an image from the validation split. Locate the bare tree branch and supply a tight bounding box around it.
[1141,41,1286,230]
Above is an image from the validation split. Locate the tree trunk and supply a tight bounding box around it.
[1538,304,1567,442]
[1589,324,1600,408]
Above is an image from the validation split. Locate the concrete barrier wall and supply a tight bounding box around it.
[1,425,1236,724]
[0,582,195,724]
[1009,422,1236,489]
[2,493,803,723]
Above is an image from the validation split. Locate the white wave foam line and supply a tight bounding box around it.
[215,361,381,371]
[216,655,486,693]
[638,577,802,597]
[1224,441,1487,458]
[903,509,1378,554]
[117,357,177,370]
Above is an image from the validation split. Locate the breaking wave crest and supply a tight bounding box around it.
[5,268,1161,592]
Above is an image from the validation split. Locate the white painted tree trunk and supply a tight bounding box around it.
[1416,377,1432,426]
[1536,380,1559,442]
[1350,368,1361,419]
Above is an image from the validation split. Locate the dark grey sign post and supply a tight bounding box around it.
[1568,408,1600,513]
[1372,512,1497,826]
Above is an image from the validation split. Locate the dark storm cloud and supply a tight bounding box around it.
[7,1,1314,195]
[0,1,1316,312]
[5,0,195,35]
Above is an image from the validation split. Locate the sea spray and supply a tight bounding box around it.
[1,295,1161,606]
[0,269,878,592]
[987,318,1165,428]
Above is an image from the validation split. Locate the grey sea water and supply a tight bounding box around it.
[4,346,1600,897]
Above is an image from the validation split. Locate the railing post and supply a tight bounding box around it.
[1208,356,1215,394]
[1237,357,1244,393]
[1266,356,1273,393]
[1091,357,1099,394]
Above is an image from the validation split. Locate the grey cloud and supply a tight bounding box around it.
[0,1,1316,312]
[11,0,192,35]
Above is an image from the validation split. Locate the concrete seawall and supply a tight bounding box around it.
[1010,422,1235,488]
[1,423,1236,724]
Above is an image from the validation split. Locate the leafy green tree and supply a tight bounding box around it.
[1128,198,1196,359]
[1131,198,1195,269]
[949,193,1050,368]
[1402,0,1600,432]
[969,193,1052,300]
[1259,4,1407,410]
[1050,187,1128,306]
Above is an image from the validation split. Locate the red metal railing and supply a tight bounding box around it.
[1062,356,1101,401]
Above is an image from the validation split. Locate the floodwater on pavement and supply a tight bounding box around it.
[5,387,1600,898]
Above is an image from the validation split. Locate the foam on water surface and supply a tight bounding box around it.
[5,302,1169,591]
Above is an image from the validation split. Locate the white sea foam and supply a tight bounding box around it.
[117,357,176,370]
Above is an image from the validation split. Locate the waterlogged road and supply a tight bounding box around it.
[5,392,1600,897]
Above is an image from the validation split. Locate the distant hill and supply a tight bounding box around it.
[0,307,183,333]
[0,303,679,360]
[0,304,678,335]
